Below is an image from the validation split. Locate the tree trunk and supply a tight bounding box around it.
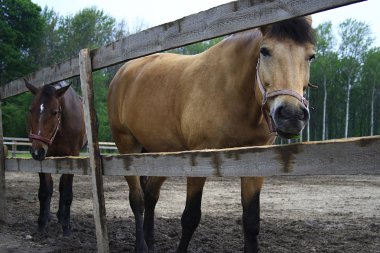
[344,79,352,138]
[322,75,327,140]
[370,85,375,136]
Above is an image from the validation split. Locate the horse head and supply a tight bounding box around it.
[25,80,71,161]
[256,16,316,139]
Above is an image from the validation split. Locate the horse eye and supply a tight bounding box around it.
[308,54,316,61]
[260,47,271,57]
[52,110,59,115]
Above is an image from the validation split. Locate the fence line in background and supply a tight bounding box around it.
[3,137,117,157]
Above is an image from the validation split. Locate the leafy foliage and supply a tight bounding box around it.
[306,20,377,140]
[0,0,44,84]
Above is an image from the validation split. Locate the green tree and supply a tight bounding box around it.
[310,22,336,140]
[1,0,44,138]
[0,0,44,84]
[338,19,374,138]
[361,48,380,135]
[93,71,112,141]
[171,37,223,55]
[58,7,116,59]
[34,7,62,67]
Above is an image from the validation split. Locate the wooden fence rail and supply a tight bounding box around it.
[5,136,380,177]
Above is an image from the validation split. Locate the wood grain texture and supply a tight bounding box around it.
[79,49,109,253]
[1,57,79,99]
[1,0,364,99]
[5,136,380,177]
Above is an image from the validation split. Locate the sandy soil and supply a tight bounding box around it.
[0,173,379,253]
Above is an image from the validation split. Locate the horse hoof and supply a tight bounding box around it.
[37,226,48,234]
[37,219,50,234]
[62,225,72,236]
[135,242,148,253]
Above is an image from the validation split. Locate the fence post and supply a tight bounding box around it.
[0,101,7,222]
[12,141,16,158]
[79,48,109,253]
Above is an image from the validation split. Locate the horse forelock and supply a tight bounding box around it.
[40,85,57,97]
[266,17,315,45]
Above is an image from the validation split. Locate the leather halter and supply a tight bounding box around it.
[29,106,62,145]
[255,58,309,133]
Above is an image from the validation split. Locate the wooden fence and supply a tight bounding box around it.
[1,1,377,253]
[3,137,117,157]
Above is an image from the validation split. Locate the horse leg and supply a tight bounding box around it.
[142,176,167,252]
[113,130,147,252]
[241,177,264,253]
[57,174,74,236]
[38,172,53,233]
[176,177,206,253]
[125,176,147,253]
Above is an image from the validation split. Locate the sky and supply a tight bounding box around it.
[31,0,380,47]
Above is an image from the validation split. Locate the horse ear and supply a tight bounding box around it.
[24,78,38,95]
[55,82,71,98]
[304,15,312,26]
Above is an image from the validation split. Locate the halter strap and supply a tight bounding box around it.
[29,106,62,145]
[256,59,309,133]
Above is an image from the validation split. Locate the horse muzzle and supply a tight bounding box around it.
[30,145,48,161]
[271,102,309,139]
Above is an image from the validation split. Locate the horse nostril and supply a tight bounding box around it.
[299,107,309,121]
[275,106,289,119]
[275,105,309,121]
[30,147,46,161]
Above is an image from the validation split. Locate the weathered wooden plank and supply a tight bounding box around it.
[91,0,365,70]
[1,0,365,99]
[0,57,79,99]
[0,102,7,222]
[79,49,109,253]
[101,136,380,177]
[5,136,379,177]
[5,156,90,175]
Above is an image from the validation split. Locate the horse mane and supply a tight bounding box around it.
[221,17,315,48]
[265,17,315,45]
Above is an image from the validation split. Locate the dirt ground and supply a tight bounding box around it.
[0,173,379,253]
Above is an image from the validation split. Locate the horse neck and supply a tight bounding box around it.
[57,89,76,132]
[219,30,261,89]
[207,29,266,126]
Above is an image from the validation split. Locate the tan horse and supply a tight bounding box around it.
[108,16,315,253]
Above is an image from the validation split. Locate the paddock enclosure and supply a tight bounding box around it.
[0,1,379,253]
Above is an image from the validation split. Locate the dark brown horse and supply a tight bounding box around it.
[25,80,87,235]
[108,16,315,252]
